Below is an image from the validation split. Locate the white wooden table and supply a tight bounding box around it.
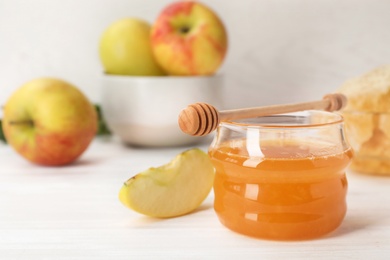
[1,137,389,259]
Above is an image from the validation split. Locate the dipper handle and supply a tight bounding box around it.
[178,93,347,136]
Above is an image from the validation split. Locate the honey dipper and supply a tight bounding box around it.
[178,93,347,136]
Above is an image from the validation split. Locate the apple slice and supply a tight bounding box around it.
[119,148,215,218]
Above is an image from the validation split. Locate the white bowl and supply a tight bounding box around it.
[101,74,223,147]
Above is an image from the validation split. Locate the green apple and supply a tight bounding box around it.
[99,18,166,76]
[119,148,215,218]
[2,78,98,166]
[151,1,228,76]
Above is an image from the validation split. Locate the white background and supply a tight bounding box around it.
[1,0,390,113]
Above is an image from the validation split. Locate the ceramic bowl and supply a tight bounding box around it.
[101,74,223,147]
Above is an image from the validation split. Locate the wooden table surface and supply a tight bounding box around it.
[1,137,389,259]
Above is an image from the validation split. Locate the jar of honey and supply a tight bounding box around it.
[208,110,353,240]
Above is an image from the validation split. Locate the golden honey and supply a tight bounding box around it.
[208,111,352,240]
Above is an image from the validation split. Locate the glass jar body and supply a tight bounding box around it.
[208,111,353,240]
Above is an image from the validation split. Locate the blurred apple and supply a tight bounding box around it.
[2,78,98,166]
[99,18,166,76]
[151,1,228,76]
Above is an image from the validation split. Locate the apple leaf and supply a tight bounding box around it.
[95,104,111,136]
[0,119,6,143]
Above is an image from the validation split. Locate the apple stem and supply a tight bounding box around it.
[180,26,190,34]
[9,120,34,127]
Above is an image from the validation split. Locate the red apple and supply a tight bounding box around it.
[2,78,98,166]
[151,1,228,76]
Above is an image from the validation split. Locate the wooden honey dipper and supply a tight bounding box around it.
[178,93,347,136]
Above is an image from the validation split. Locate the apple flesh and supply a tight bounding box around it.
[151,1,228,76]
[2,78,98,166]
[119,148,215,218]
[99,18,166,76]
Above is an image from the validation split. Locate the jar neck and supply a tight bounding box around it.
[210,111,350,158]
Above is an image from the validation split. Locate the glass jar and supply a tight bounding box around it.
[208,110,353,240]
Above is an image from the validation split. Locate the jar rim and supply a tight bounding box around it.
[220,110,344,129]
